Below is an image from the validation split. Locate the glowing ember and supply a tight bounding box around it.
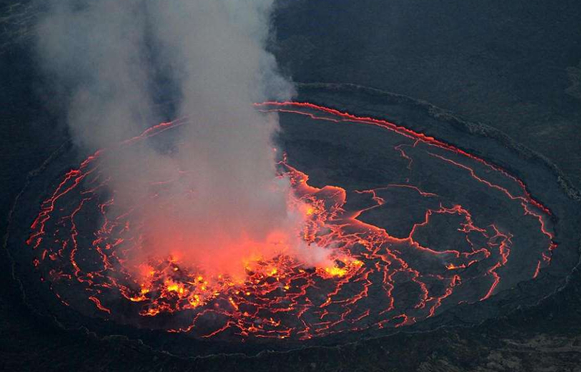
[26,102,556,341]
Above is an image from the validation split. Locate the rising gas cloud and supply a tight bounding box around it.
[35,0,331,279]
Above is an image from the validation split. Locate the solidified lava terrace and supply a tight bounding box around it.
[18,101,560,343]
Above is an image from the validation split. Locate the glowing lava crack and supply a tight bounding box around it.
[25,102,556,341]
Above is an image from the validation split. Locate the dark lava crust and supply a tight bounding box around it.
[4,83,581,358]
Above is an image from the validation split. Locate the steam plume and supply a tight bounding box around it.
[35,0,330,279]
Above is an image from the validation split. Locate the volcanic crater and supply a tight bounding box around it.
[6,84,581,357]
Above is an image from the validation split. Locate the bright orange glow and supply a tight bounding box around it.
[26,101,557,341]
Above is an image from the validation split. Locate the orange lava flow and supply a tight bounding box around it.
[26,102,556,341]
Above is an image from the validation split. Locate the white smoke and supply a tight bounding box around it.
[35,0,331,279]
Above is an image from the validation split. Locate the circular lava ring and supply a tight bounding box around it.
[6,84,581,356]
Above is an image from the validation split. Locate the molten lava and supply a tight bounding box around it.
[26,102,556,341]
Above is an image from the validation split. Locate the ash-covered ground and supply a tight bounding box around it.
[2,1,581,371]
